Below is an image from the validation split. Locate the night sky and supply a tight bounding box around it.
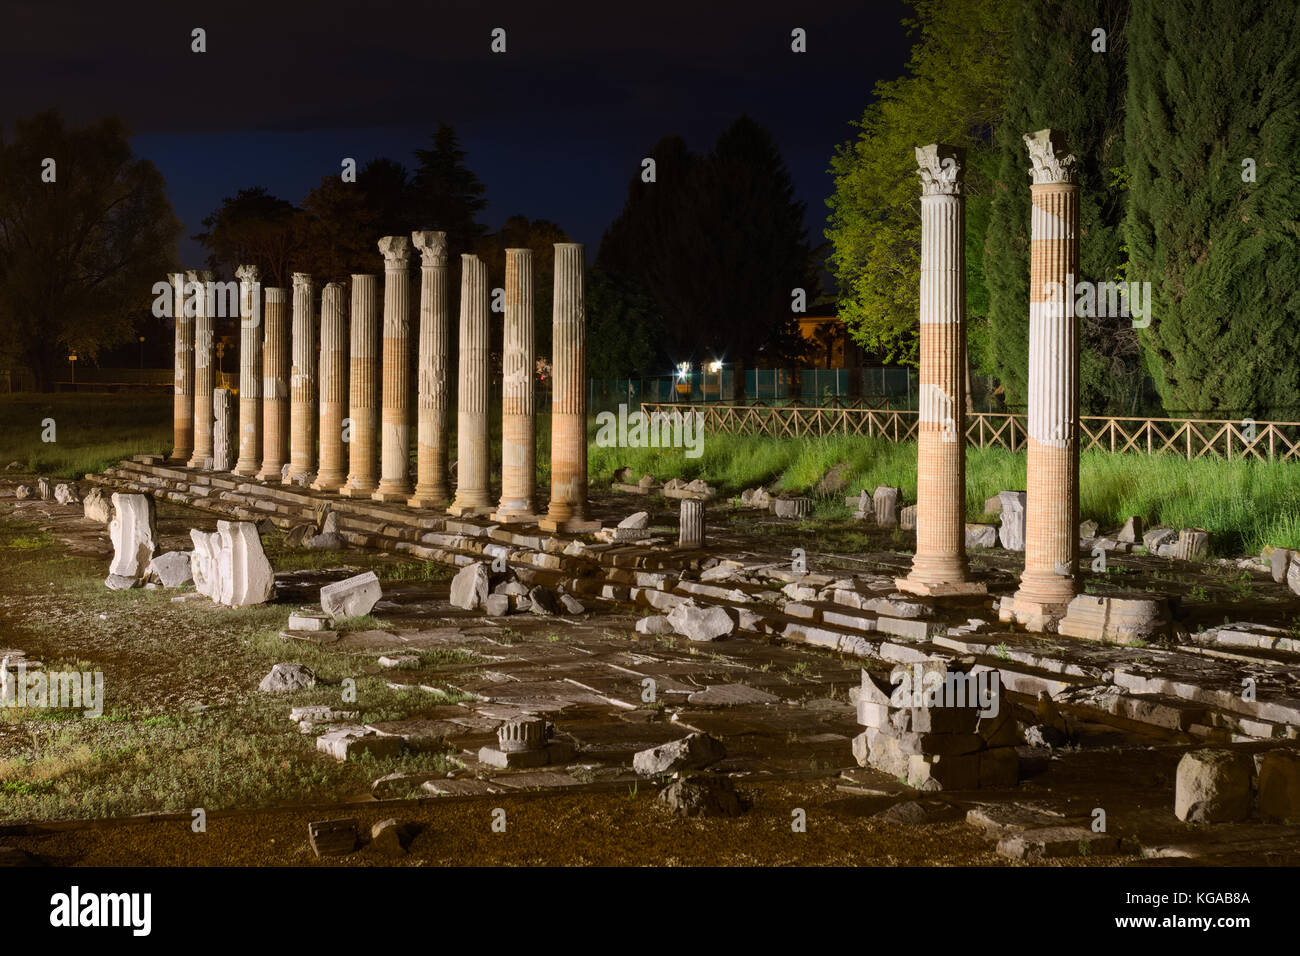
[2,0,911,272]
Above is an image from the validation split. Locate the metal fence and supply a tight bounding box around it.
[588,367,917,415]
[639,404,1300,463]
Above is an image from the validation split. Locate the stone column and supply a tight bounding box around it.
[679,498,705,549]
[311,282,349,492]
[540,243,600,532]
[341,274,380,496]
[187,269,215,469]
[286,272,317,485]
[898,145,984,597]
[212,387,236,472]
[1002,130,1081,632]
[233,265,263,476]
[169,272,194,462]
[408,231,452,508]
[257,287,291,481]
[492,248,537,522]
[373,237,414,501]
[447,255,493,516]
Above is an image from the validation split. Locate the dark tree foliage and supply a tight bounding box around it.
[409,124,490,262]
[195,186,297,287]
[1124,0,1300,418]
[597,117,819,369]
[983,0,1134,413]
[0,110,180,390]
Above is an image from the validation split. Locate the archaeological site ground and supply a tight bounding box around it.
[1,0,1296,939]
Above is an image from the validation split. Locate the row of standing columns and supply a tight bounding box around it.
[898,128,1080,633]
[167,238,595,530]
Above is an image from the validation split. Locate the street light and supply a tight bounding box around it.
[138,335,145,371]
[68,353,77,388]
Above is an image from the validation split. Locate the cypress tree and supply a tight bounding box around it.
[1124,0,1300,418]
[983,0,1132,412]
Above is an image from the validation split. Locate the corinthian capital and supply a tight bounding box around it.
[411,230,448,267]
[915,144,965,196]
[378,235,411,267]
[1024,129,1077,185]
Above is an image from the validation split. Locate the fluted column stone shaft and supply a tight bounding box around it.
[409,231,452,507]
[311,282,349,491]
[1006,129,1081,631]
[447,255,493,516]
[187,269,215,468]
[286,272,317,483]
[257,287,291,480]
[233,265,262,476]
[170,272,194,462]
[493,248,537,521]
[899,145,983,596]
[341,274,380,496]
[373,237,414,501]
[539,243,599,532]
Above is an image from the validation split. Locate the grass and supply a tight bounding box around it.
[0,393,173,478]
[591,430,1300,555]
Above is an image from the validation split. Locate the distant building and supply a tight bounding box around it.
[797,314,866,369]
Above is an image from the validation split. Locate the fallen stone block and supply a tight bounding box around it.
[899,504,917,531]
[997,826,1122,860]
[1117,515,1144,544]
[258,662,317,693]
[1058,593,1171,643]
[1174,528,1210,561]
[528,585,562,615]
[635,615,675,635]
[559,593,585,615]
[316,726,403,761]
[83,486,113,524]
[148,551,193,588]
[107,492,157,583]
[484,593,510,616]
[53,482,79,505]
[1256,749,1300,824]
[13,485,32,500]
[998,491,1026,551]
[1175,748,1253,823]
[965,523,997,549]
[633,732,727,775]
[190,520,274,607]
[618,511,650,530]
[667,602,735,641]
[449,562,490,611]
[658,773,747,817]
[308,818,359,858]
[369,818,415,856]
[873,486,900,527]
[1142,527,1177,552]
[320,570,381,621]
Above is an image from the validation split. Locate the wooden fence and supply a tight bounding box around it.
[640,404,1300,463]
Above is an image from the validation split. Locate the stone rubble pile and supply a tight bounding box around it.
[851,662,1019,791]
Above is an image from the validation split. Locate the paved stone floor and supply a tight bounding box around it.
[3,469,1300,865]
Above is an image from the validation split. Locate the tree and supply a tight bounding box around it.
[1124,0,1300,418]
[983,0,1135,413]
[194,187,297,286]
[409,124,489,261]
[597,118,817,371]
[826,0,1017,366]
[586,268,660,381]
[0,111,180,390]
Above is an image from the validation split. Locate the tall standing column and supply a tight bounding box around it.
[898,145,984,597]
[408,231,452,508]
[446,255,493,516]
[373,237,414,501]
[1002,129,1081,632]
[341,274,380,496]
[539,243,600,532]
[492,248,537,522]
[169,272,194,462]
[286,272,317,484]
[257,287,291,481]
[233,265,263,476]
[187,270,215,469]
[311,282,349,491]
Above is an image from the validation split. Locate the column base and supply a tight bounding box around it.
[283,469,314,486]
[538,516,602,534]
[894,576,988,597]
[408,494,449,509]
[998,592,1070,633]
[310,474,347,492]
[490,509,539,524]
[338,481,378,498]
[168,449,193,465]
[186,455,213,471]
[372,485,414,503]
[256,462,286,482]
[446,500,495,517]
[232,462,260,478]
